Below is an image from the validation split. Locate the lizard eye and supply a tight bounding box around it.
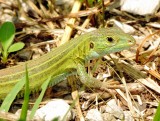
[106,37,114,43]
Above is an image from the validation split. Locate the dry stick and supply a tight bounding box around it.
[60,1,85,121]
[0,0,6,4]
[108,55,136,115]
[136,30,160,62]
[119,60,160,95]
[60,0,82,45]
[26,0,42,17]
[67,76,85,121]
[39,0,111,23]
[145,66,160,80]
[143,44,159,64]
[0,111,18,121]
[80,82,145,101]
[39,8,100,23]
[129,46,160,60]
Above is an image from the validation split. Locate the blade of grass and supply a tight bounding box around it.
[29,76,51,119]
[19,64,30,121]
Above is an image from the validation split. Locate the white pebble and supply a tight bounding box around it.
[35,99,72,121]
[85,109,103,121]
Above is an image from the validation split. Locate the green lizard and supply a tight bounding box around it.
[0,26,135,99]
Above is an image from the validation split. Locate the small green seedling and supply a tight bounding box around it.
[0,21,25,63]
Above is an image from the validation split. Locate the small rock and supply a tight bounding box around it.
[55,0,74,5]
[35,99,72,121]
[105,99,124,120]
[120,0,160,15]
[85,109,103,121]
[109,19,135,34]
[102,113,116,121]
[18,50,33,60]
[124,111,134,121]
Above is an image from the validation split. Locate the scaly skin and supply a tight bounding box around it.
[0,27,135,99]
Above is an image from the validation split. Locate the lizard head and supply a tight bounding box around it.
[86,26,136,60]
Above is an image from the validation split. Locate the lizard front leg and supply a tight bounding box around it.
[76,63,108,89]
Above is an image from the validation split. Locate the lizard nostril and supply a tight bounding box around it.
[128,40,134,43]
[128,39,135,46]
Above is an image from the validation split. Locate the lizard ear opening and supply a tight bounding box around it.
[90,42,94,49]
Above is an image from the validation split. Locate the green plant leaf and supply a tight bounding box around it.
[8,42,25,53]
[0,21,15,52]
